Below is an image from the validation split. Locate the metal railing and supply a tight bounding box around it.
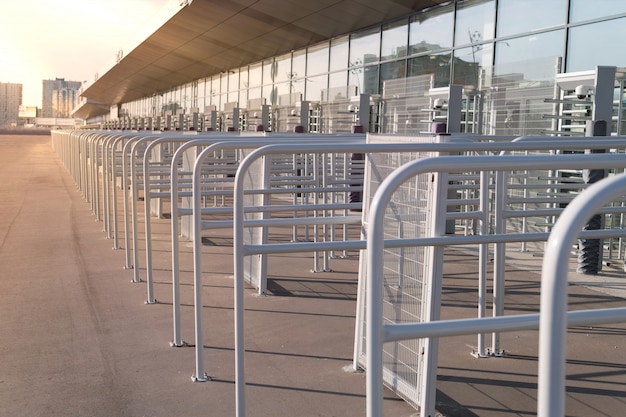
[51,129,626,417]
[364,153,626,417]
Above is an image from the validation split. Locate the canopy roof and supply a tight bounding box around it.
[80,0,448,107]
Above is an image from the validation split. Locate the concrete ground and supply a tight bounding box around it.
[2,134,626,417]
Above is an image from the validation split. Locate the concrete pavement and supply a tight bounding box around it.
[2,134,626,417]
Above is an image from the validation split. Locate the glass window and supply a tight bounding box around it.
[307,42,329,75]
[274,53,292,84]
[570,0,626,23]
[567,17,626,72]
[380,60,407,91]
[228,90,239,104]
[288,77,305,98]
[409,4,454,55]
[305,74,328,102]
[239,88,248,107]
[263,59,274,85]
[495,30,564,77]
[228,71,239,93]
[220,72,229,94]
[291,50,306,80]
[381,18,408,61]
[328,71,348,90]
[249,63,262,88]
[407,52,452,88]
[454,0,495,47]
[210,75,220,98]
[198,78,208,99]
[227,72,239,104]
[218,93,227,111]
[274,81,291,98]
[497,0,567,38]
[350,26,381,66]
[329,36,349,72]
[248,86,262,102]
[452,42,493,89]
[263,84,277,105]
[349,65,379,95]
[239,67,249,90]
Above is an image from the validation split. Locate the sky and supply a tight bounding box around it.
[0,0,176,107]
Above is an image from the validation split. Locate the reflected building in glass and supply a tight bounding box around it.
[84,0,626,135]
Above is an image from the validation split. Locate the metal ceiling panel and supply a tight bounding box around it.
[80,0,450,106]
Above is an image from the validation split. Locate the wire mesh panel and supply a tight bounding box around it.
[356,133,443,410]
[482,56,559,136]
[381,75,433,135]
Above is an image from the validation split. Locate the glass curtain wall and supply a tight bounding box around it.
[120,0,626,134]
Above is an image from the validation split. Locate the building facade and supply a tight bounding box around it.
[85,0,626,135]
[0,82,23,129]
[42,78,82,118]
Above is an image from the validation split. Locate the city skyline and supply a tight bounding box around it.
[0,0,173,108]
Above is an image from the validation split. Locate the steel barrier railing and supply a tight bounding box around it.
[229,139,552,417]
[188,134,367,381]
[51,130,626,417]
[144,132,365,347]
[538,172,626,416]
[364,153,626,417]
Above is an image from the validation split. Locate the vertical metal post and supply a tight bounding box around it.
[233,108,241,132]
[577,120,607,274]
[419,152,449,417]
[257,155,271,295]
[475,170,490,357]
[491,170,506,355]
[191,148,209,382]
[446,84,463,133]
[299,101,309,132]
[233,152,247,417]
[539,175,626,417]
[358,94,370,132]
[578,66,615,273]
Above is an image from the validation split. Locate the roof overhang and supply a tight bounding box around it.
[71,98,110,120]
[81,0,450,106]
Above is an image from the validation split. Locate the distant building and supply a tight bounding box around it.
[18,105,38,127]
[0,82,22,128]
[42,78,81,118]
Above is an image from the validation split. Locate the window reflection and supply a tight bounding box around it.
[239,88,248,107]
[381,19,408,61]
[408,52,451,88]
[262,59,274,85]
[452,43,493,90]
[409,4,453,55]
[570,0,626,23]
[274,53,292,84]
[495,30,564,78]
[249,63,262,88]
[350,27,381,66]
[239,68,249,90]
[497,0,567,38]
[305,74,328,102]
[248,87,262,101]
[380,60,407,82]
[567,17,626,72]
[454,0,495,47]
[228,71,239,102]
[328,71,348,91]
[348,65,379,95]
[307,42,329,75]
[292,50,306,80]
[329,36,349,72]
[274,81,291,99]
[220,72,229,97]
